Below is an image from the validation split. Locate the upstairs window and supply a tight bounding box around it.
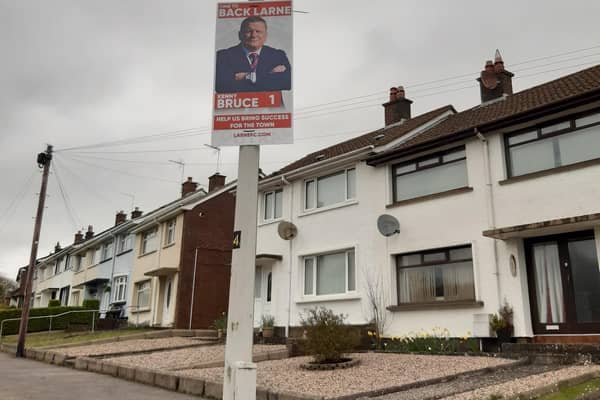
[392,147,468,202]
[165,219,176,246]
[506,111,600,177]
[73,255,82,272]
[141,229,157,255]
[396,245,475,304]
[64,255,71,270]
[263,190,283,221]
[91,248,101,266]
[101,241,113,262]
[117,234,132,254]
[303,249,356,296]
[305,168,356,210]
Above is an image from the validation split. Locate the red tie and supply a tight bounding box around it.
[249,52,259,72]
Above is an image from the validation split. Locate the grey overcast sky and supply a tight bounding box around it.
[1,0,599,280]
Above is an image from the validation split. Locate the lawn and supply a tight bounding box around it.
[1,328,154,348]
[534,378,600,399]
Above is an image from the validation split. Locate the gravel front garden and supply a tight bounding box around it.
[177,352,514,398]
[55,336,207,357]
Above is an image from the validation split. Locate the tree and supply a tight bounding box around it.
[0,273,17,304]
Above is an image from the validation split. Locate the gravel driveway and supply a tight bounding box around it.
[55,337,206,357]
[106,344,287,370]
[178,353,513,399]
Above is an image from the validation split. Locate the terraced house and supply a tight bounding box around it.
[128,174,234,329]
[33,242,76,308]
[254,54,600,343]
[70,211,139,316]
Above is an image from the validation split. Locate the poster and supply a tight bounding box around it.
[212,1,293,146]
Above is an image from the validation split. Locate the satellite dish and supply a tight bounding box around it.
[377,214,400,237]
[277,221,298,240]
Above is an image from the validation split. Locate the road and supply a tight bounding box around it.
[0,352,204,400]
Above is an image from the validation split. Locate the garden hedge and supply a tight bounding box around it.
[0,305,98,336]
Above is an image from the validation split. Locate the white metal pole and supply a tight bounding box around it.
[223,145,259,400]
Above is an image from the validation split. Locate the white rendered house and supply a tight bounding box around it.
[254,58,600,341]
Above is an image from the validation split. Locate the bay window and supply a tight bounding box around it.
[303,249,356,296]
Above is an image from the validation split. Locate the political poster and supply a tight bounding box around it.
[212,1,293,146]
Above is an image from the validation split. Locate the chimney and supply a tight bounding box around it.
[115,210,127,226]
[74,230,84,244]
[208,173,226,192]
[54,242,61,253]
[85,225,94,240]
[382,86,413,126]
[181,177,198,197]
[131,207,143,219]
[477,49,514,103]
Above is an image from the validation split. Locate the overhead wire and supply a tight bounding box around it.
[51,162,82,231]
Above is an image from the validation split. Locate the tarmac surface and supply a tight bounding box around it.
[0,352,204,400]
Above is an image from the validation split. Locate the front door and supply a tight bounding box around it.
[253,266,273,328]
[162,277,173,327]
[526,230,600,334]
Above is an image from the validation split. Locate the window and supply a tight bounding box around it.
[117,234,132,254]
[141,229,157,255]
[91,248,101,265]
[396,245,475,304]
[73,255,82,272]
[165,219,176,246]
[59,286,70,306]
[54,259,60,275]
[392,147,468,202]
[304,168,356,210]
[64,255,71,270]
[71,291,80,306]
[506,111,600,177]
[263,190,283,221]
[303,249,356,296]
[113,276,127,303]
[101,241,113,262]
[136,281,151,308]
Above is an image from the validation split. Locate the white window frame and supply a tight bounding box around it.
[135,280,151,309]
[304,167,356,211]
[112,275,128,303]
[262,189,283,221]
[117,234,131,254]
[101,241,113,262]
[165,219,176,246]
[91,248,101,266]
[302,249,356,297]
[141,229,157,255]
[73,255,82,272]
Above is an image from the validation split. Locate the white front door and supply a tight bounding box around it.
[162,277,174,326]
[253,266,273,327]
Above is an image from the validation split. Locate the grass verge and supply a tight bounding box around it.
[1,328,154,348]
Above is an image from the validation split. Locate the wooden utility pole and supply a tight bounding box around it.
[16,145,53,357]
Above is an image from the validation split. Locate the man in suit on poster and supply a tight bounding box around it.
[215,16,291,93]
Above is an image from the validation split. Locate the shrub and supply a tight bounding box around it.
[48,300,61,308]
[0,306,95,336]
[261,314,275,328]
[300,307,359,364]
[212,312,227,331]
[490,300,514,333]
[82,299,100,310]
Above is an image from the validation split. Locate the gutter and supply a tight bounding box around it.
[259,145,375,188]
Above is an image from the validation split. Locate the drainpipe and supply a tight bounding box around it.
[281,175,294,338]
[189,247,199,329]
[476,129,502,310]
[108,232,117,311]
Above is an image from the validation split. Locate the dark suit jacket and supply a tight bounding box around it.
[215,44,291,93]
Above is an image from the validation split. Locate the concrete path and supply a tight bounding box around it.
[0,352,204,400]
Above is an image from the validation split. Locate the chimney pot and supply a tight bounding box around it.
[85,225,94,240]
[131,207,143,219]
[181,177,198,197]
[54,242,61,253]
[208,173,226,192]
[383,86,413,126]
[478,51,514,103]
